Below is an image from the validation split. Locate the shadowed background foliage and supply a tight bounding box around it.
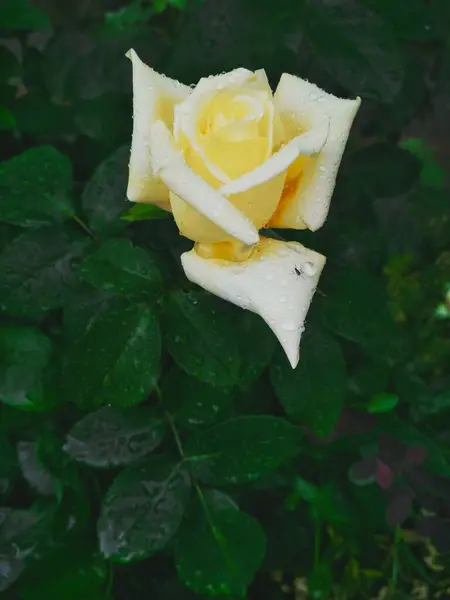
[0,0,449,599]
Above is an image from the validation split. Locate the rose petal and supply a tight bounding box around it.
[126,49,190,208]
[181,237,326,368]
[149,120,259,246]
[269,74,360,231]
[219,122,329,197]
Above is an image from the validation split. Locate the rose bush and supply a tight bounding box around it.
[126,50,360,367]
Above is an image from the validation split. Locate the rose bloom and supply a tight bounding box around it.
[126,50,360,368]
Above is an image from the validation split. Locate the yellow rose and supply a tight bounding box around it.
[126,49,360,367]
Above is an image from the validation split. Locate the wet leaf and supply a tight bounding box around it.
[0,507,52,592]
[17,441,56,496]
[63,297,161,409]
[79,238,164,297]
[163,291,241,387]
[302,0,405,102]
[0,325,54,410]
[175,490,266,596]
[322,268,401,362]
[64,406,165,468]
[82,146,129,235]
[0,226,90,319]
[185,416,301,485]
[161,367,233,430]
[98,456,191,562]
[271,326,346,437]
[0,146,74,228]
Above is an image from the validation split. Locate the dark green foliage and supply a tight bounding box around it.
[0,0,449,599]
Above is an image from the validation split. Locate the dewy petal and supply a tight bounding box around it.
[173,68,254,184]
[149,120,259,246]
[270,73,361,231]
[181,237,326,368]
[219,122,329,197]
[126,49,190,208]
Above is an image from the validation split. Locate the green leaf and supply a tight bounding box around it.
[285,476,318,510]
[399,138,446,190]
[308,562,333,599]
[0,0,51,30]
[63,297,161,409]
[0,507,52,592]
[163,291,241,387]
[236,311,277,388]
[302,0,405,102]
[313,483,351,525]
[17,441,56,496]
[79,238,165,297]
[161,367,233,430]
[361,0,436,40]
[62,285,114,342]
[82,146,129,235]
[185,416,301,485]
[121,203,171,222]
[175,490,266,596]
[18,552,107,600]
[97,455,191,562]
[0,435,18,496]
[0,146,74,227]
[64,406,165,468]
[0,106,15,130]
[367,393,399,414]
[270,327,346,437]
[0,226,90,319]
[0,325,54,410]
[322,268,400,360]
[345,142,421,198]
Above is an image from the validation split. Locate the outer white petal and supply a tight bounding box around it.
[149,121,259,246]
[126,49,190,206]
[272,73,361,231]
[219,121,329,196]
[181,237,326,368]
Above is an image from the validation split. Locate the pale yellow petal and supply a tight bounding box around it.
[149,120,259,246]
[181,237,326,368]
[270,73,360,231]
[126,49,190,208]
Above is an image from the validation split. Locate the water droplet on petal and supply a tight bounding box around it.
[302,261,316,276]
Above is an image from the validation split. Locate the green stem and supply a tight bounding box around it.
[391,526,400,590]
[159,386,233,564]
[71,214,96,240]
[105,560,114,598]
[314,518,321,567]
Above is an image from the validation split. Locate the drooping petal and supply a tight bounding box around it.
[269,73,361,231]
[149,121,259,246]
[181,237,326,368]
[126,49,190,208]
